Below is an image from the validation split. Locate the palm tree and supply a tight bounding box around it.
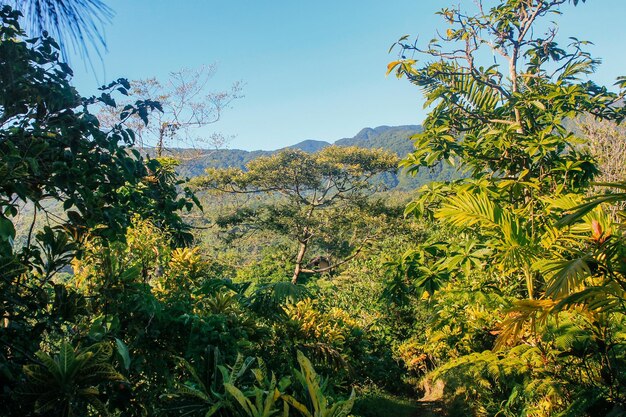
[9,0,113,63]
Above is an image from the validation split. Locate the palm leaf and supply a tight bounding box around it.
[555,284,626,314]
[556,192,626,227]
[435,191,504,229]
[411,63,502,114]
[13,0,114,63]
[535,256,592,298]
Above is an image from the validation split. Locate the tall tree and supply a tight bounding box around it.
[194,146,399,284]
[389,0,621,197]
[389,0,625,299]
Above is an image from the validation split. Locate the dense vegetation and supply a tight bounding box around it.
[2,1,626,417]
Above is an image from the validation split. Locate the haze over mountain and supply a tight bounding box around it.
[177,125,458,190]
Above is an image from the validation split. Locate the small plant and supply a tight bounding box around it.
[282,351,355,417]
[163,346,254,417]
[224,358,290,417]
[20,342,125,417]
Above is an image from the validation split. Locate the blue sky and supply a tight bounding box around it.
[70,0,626,151]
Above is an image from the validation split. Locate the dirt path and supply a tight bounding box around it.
[353,395,446,417]
[414,400,446,417]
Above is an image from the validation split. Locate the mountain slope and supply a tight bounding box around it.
[284,139,330,153]
[335,125,421,158]
[178,125,458,189]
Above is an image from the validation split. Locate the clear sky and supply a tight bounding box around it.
[69,0,626,151]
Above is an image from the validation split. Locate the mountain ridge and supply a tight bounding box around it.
[176,124,458,189]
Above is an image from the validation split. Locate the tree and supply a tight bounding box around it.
[579,116,626,184]
[575,115,626,217]
[98,66,243,158]
[386,0,626,414]
[388,0,625,299]
[193,146,399,284]
[0,7,198,247]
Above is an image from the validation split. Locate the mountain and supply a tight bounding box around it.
[335,125,421,158]
[177,125,459,189]
[285,139,330,153]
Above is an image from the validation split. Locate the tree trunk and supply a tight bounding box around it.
[156,123,166,157]
[291,240,308,284]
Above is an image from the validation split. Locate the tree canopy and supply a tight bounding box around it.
[194,146,400,283]
[389,0,624,200]
[97,66,243,158]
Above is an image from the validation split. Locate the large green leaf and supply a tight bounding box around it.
[535,256,592,298]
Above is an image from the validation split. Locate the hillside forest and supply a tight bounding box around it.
[2,1,626,416]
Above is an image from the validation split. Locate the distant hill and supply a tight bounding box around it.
[285,139,330,153]
[335,125,421,158]
[177,125,459,189]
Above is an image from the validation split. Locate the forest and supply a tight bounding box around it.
[2,0,626,416]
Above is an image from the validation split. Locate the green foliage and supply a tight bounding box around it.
[391,2,622,202]
[0,10,198,386]
[248,281,311,318]
[194,146,400,284]
[164,347,255,417]
[388,0,626,415]
[223,358,287,417]
[282,298,363,370]
[0,13,249,415]
[20,342,124,417]
[13,1,626,415]
[164,348,354,417]
[282,351,355,417]
[428,312,626,417]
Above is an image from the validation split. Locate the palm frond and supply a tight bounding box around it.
[436,191,506,229]
[12,0,114,63]
[557,192,626,227]
[411,62,503,113]
[555,284,626,314]
[534,256,592,299]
